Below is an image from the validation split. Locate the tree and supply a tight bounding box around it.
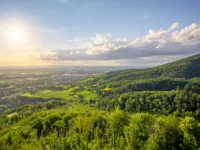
[32,119,43,139]
[179,117,199,150]
[54,120,65,137]
[109,109,129,148]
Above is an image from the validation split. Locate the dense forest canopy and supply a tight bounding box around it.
[0,54,200,149]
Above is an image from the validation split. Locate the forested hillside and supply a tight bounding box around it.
[102,54,200,81]
[1,54,200,149]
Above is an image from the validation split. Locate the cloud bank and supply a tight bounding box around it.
[40,23,200,64]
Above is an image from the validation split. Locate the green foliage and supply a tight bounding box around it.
[1,107,200,150]
[32,119,43,139]
[103,54,200,81]
[1,54,200,149]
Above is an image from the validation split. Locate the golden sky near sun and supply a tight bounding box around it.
[0,21,48,66]
[5,25,26,44]
[0,59,50,66]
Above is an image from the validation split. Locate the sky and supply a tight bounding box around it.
[0,0,200,67]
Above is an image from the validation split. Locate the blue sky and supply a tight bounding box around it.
[0,0,200,67]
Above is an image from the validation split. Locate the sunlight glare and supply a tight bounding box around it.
[6,25,26,44]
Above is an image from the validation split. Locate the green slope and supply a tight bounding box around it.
[1,54,200,149]
[103,54,200,82]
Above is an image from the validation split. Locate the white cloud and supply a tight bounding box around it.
[40,23,200,64]
[85,34,129,55]
[93,34,109,45]
[115,38,127,42]
[168,22,179,31]
[171,23,200,45]
[142,16,151,20]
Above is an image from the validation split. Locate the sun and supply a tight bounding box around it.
[6,25,26,44]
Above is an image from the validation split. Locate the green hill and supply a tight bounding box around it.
[103,54,200,81]
[1,54,200,150]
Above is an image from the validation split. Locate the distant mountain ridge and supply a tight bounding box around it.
[103,54,200,81]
